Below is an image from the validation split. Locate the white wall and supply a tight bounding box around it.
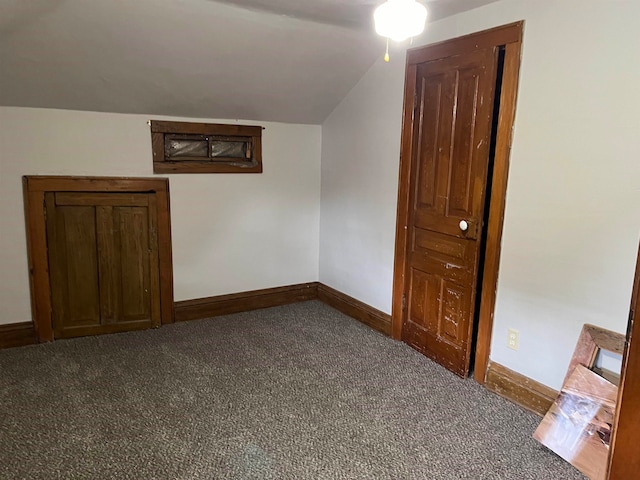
[0,107,321,325]
[319,53,405,313]
[319,0,640,389]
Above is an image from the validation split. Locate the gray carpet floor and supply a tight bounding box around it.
[0,300,585,480]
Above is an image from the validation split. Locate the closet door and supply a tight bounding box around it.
[398,46,499,377]
[45,192,160,338]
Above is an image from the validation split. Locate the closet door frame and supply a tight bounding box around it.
[23,176,174,342]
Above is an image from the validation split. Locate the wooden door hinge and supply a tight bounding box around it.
[402,294,406,311]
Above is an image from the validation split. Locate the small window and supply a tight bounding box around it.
[150,120,262,173]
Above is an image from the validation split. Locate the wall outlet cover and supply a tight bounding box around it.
[508,328,519,350]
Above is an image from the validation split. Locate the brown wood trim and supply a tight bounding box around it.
[22,176,175,342]
[154,183,175,325]
[175,282,392,337]
[391,61,417,341]
[150,120,263,174]
[391,22,525,385]
[608,242,640,479]
[474,38,524,385]
[24,176,169,193]
[150,120,262,136]
[318,284,391,336]
[175,283,319,322]
[0,322,38,349]
[485,361,558,416]
[22,177,53,341]
[407,21,523,65]
[153,162,262,174]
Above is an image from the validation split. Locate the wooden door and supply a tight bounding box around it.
[400,47,499,376]
[45,192,161,338]
[608,242,640,479]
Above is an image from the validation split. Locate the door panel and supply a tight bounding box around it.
[411,50,496,241]
[411,229,475,286]
[441,281,471,344]
[448,69,483,218]
[46,197,102,332]
[96,206,119,324]
[61,206,101,327]
[46,192,161,338]
[116,206,153,322]
[401,47,498,377]
[415,75,445,214]
[55,192,149,207]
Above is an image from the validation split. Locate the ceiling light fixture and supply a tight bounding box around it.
[374,0,428,62]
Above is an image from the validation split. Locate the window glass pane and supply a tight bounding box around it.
[152,120,262,173]
[211,141,248,159]
[167,139,208,158]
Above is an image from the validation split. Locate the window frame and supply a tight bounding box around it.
[150,120,263,174]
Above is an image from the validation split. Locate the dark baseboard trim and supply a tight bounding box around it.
[0,322,38,349]
[0,283,388,344]
[174,282,392,337]
[485,361,558,416]
[174,282,319,322]
[317,283,391,336]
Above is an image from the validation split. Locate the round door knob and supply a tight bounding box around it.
[459,220,469,232]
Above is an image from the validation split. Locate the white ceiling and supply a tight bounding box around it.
[0,0,497,124]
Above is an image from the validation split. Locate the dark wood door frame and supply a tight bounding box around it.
[23,176,175,342]
[392,22,524,384]
[608,242,640,479]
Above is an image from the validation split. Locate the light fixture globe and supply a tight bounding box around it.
[374,0,428,42]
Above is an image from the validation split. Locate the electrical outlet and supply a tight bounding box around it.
[507,328,519,350]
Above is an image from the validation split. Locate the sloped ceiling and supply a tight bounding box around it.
[0,0,497,124]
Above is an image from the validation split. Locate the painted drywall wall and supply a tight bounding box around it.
[0,107,321,325]
[319,52,405,313]
[319,0,640,389]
